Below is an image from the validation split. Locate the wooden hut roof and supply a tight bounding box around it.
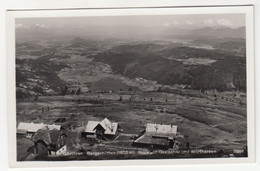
[84,118,119,135]
[17,122,46,133]
[85,121,100,133]
[145,123,177,139]
[33,128,65,145]
[17,122,61,133]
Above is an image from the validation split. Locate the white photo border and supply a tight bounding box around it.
[6,5,255,168]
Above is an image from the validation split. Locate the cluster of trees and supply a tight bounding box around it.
[190,60,246,92]
[16,90,31,102]
[60,85,82,96]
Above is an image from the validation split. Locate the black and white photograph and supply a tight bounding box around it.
[6,6,254,166]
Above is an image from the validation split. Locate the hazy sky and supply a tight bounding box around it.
[16,14,245,40]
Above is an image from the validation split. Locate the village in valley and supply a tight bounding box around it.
[16,14,248,161]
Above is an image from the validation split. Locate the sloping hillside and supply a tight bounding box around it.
[94,44,246,91]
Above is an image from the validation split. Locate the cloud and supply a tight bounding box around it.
[163,22,171,27]
[16,23,52,29]
[217,19,233,27]
[202,19,214,26]
[186,20,193,25]
[15,23,23,28]
[15,23,30,29]
[34,24,51,29]
[173,21,179,25]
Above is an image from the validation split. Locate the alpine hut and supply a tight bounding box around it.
[132,123,178,149]
[82,118,122,140]
[17,122,61,138]
[29,127,67,156]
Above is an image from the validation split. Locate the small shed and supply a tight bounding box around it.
[133,123,178,149]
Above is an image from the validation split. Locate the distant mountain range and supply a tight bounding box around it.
[16,26,246,41]
[163,26,246,39]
